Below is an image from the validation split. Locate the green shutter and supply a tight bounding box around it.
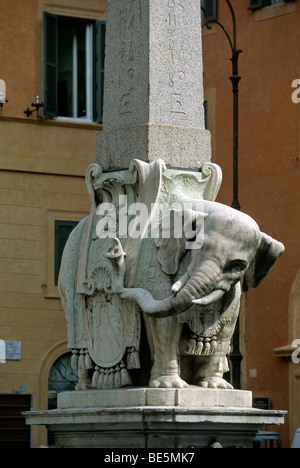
[54,221,78,286]
[250,0,296,10]
[249,0,264,10]
[203,100,208,130]
[203,0,218,21]
[96,21,106,123]
[44,13,58,117]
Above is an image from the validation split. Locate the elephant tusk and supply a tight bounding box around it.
[171,272,190,294]
[192,289,225,307]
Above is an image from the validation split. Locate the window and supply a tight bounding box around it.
[44,13,106,122]
[250,0,295,10]
[44,211,87,298]
[48,353,78,446]
[48,353,78,406]
[54,220,78,285]
[202,0,218,22]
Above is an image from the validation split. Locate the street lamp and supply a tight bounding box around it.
[0,79,8,116]
[202,0,242,211]
[24,96,44,119]
[202,0,243,389]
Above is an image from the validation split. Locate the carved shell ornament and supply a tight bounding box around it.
[90,266,113,294]
[84,261,114,296]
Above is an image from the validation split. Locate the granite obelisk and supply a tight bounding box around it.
[96,0,211,170]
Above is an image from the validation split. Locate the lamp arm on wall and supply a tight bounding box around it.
[24,96,44,119]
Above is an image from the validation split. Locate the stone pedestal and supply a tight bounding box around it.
[25,388,286,449]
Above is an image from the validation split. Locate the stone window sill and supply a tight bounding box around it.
[0,115,102,131]
[202,24,216,36]
[254,3,296,22]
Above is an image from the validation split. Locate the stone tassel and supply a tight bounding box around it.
[98,368,105,389]
[186,334,197,355]
[78,349,86,369]
[71,350,79,370]
[127,347,140,370]
[114,365,122,388]
[92,366,100,388]
[108,369,115,390]
[120,362,132,387]
[203,338,211,356]
[195,338,204,356]
[102,369,110,390]
[85,350,93,369]
[210,337,217,355]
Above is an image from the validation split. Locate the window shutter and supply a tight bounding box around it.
[54,221,78,285]
[44,13,58,117]
[249,0,264,10]
[203,0,218,21]
[96,21,106,123]
[203,100,208,130]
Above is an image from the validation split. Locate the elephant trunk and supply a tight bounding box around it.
[120,260,222,318]
[174,259,220,310]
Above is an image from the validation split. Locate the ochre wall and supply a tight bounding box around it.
[0,0,39,118]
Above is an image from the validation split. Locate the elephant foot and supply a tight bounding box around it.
[149,375,189,389]
[75,381,93,391]
[75,369,93,391]
[195,377,233,390]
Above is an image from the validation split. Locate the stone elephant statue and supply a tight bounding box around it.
[107,200,284,389]
[58,159,284,391]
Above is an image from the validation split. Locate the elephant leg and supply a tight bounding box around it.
[192,340,233,389]
[143,314,188,388]
[75,369,92,391]
[192,285,241,389]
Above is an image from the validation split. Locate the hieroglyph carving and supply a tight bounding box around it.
[59,159,284,390]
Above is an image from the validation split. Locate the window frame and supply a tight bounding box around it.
[249,0,296,11]
[202,0,218,22]
[55,21,94,123]
[44,210,88,299]
[54,220,79,286]
[43,12,105,123]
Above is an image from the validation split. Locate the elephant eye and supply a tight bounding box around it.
[227,260,248,272]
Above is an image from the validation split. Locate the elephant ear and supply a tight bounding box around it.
[242,233,285,292]
[155,236,183,275]
[154,211,186,275]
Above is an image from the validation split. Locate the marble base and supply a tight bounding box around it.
[58,387,253,410]
[25,388,287,448]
